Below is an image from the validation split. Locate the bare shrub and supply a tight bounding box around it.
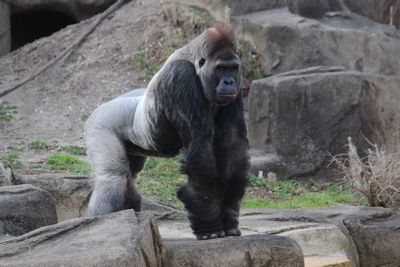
[332,137,400,208]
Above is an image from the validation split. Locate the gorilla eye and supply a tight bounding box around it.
[198,58,206,68]
[217,65,225,71]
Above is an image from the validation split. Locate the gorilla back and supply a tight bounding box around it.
[85,23,250,240]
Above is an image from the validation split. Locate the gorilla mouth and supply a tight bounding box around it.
[217,93,237,105]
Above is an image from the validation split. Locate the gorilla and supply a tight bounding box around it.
[85,23,250,240]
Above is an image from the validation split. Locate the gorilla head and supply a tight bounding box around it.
[194,24,241,106]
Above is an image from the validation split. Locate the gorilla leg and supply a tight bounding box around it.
[219,140,250,236]
[86,131,132,216]
[125,155,147,212]
[178,140,225,240]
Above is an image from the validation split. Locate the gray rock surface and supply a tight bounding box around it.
[0,1,11,56]
[288,0,400,29]
[344,214,400,267]
[13,174,92,221]
[0,161,13,186]
[164,235,304,267]
[0,210,164,267]
[0,184,57,236]
[233,8,400,76]
[180,0,287,21]
[248,67,400,179]
[12,173,183,221]
[159,205,397,267]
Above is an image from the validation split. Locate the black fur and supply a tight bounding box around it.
[153,60,250,237]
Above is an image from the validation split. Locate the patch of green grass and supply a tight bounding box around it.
[1,151,23,169]
[242,181,367,209]
[44,153,90,175]
[248,175,268,187]
[29,138,51,150]
[62,145,87,156]
[138,156,186,209]
[0,101,17,122]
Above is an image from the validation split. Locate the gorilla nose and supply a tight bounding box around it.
[223,78,234,85]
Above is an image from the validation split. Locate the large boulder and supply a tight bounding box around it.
[344,214,400,267]
[13,174,92,221]
[233,8,400,76]
[178,0,287,21]
[164,235,304,267]
[248,67,400,179]
[0,184,57,236]
[0,210,164,267]
[288,0,400,29]
[0,161,13,187]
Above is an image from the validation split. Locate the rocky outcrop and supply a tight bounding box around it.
[344,214,400,267]
[0,161,13,186]
[159,205,399,267]
[288,0,400,29]
[164,235,304,267]
[233,8,400,76]
[248,67,400,179]
[0,184,57,237]
[13,174,92,221]
[0,210,164,267]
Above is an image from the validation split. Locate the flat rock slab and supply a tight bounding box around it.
[160,205,397,267]
[164,235,304,267]
[0,184,57,236]
[0,210,163,267]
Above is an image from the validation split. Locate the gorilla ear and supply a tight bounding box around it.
[198,58,206,68]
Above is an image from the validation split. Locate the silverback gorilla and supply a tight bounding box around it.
[85,23,250,240]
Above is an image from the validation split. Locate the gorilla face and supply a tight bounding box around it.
[197,52,241,106]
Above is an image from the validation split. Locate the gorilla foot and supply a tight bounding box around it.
[224,228,241,236]
[196,230,225,240]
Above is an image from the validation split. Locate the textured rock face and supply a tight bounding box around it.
[10,0,117,20]
[288,0,400,29]
[248,67,400,178]
[13,174,92,221]
[344,215,400,267]
[0,1,11,56]
[0,161,12,187]
[164,235,304,267]
[0,184,57,236]
[181,0,287,21]
[233,8,400,76]
[0,210,164,267]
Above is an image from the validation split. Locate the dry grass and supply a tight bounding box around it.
[332,137,400,208]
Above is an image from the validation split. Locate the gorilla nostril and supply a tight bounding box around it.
[224,79,234,85]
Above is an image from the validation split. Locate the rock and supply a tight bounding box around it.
[10,0,117,21]
[344,214,400,267]
[159,205,391,267]
[233,8,400,76]
[288,0,400,29]
[0,210,164,267]
[13,173,183,221]
[180,0,287,21]
[248,67,400,179]
[0,161,13,186]
[0,184,57,236]
[13,174,92,221]
[288,0,342,18]
[0,1,11,56]
[163,235,304,267]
